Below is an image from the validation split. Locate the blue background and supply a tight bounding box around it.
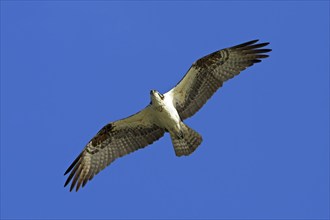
[1,1,329,219]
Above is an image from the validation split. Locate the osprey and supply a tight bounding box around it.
[64,40,271,191]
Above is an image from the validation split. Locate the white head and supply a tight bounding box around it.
[150,90,164,106]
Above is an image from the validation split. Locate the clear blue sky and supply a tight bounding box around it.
[1,1,329,219]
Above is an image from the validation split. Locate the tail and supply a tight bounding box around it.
[170,122,203,156]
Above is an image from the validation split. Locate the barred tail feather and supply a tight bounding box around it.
[170,123,203,156]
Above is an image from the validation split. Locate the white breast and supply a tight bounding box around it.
[152,93,181,133]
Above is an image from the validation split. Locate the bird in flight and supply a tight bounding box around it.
[64,39,271,191]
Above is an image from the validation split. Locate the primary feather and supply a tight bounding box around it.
[64,40,271,191]
[166,40,271,120]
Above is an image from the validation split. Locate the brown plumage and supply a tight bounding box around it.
[64,40,271,191]
[64,108,165,191]
[167,39,271,120]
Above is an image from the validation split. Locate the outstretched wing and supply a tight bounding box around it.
[165,40,271,120]
[64,106,165,192]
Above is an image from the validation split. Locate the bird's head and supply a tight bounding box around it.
[150,89,164,105]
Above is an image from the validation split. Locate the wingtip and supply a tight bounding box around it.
[247,39,259,44]
[230,39,260,49]
[254,49,272,53]
[234,41,272,56]
[251,39,259,43]
[262,48,272,52]
[70,183,75,192]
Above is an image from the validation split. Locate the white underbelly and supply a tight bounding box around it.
[153,102,181,132]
